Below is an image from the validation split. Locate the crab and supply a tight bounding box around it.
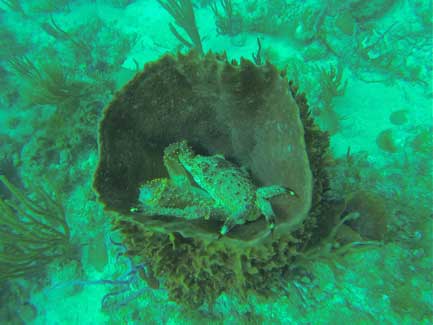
[131,140,297,236]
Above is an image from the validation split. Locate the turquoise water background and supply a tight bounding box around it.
[0,1,432,324]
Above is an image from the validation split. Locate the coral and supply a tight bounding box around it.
[94,51,331,307]
[354,21,430,87]
[389,280,432,321]
[157,0,203,54]
[284,58,347,121]
[210,0,242,36]
[0,281,37,323]
[0,27,29,60]
[40,16,72,41]
[22,99,101,192]
[411,0,433,27]
[410,127,432,154]
[318,63,347,109]
[251,37,263,65]
[293,4,327,44]
[67,17,138,76]
[38,16,137,80]
[292,208,382,270]
[349,0,396,21]
[30,0,71,13]
[8,55,90,109]
[0,175,71,281]
[334,11,356,36]
[344,190,389,240]
[0,153,22,199]
[389,109,408,125]
[109,0,136,8]
[376,128,398,153]
[0,0,26,15]
[235,1,294,37]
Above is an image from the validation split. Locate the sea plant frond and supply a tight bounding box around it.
[1,0,26,15]
[319,63,348,100]
[31,0,71,13]
[293,210,383,270]
[210,0,240,36]
[8,55,41,80]
[0,175,71,281]
[8,55,90,108]
[40,15,72,41]
[157,0,203,54]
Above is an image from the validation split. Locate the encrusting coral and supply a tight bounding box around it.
[93,51,333,307]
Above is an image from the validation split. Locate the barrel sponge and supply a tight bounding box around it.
[93,51,330,307]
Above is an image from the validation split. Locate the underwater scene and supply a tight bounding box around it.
[0,0,432,324]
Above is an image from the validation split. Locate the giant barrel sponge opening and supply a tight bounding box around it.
[93,51,330,307]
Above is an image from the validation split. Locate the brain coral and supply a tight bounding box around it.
[93,51,330,307]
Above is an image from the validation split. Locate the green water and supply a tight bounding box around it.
[0,1,432,324]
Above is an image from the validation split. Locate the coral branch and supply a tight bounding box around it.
[157,0,203,54]
[0,176,71,281]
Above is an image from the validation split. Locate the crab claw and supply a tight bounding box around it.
[267,213,276,237]
[284,187,298,198]
[269,220,275,231]
[130,206,142,213]
[270,226,275,238]
[219,218,237,237]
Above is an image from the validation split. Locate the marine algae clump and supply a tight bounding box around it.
[93,51,329,307]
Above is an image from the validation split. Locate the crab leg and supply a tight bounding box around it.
[163,150,194,189]
[219,216,238,236]
[131,205,210,220]
[257,185,297,199]
[256,186,298,230]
